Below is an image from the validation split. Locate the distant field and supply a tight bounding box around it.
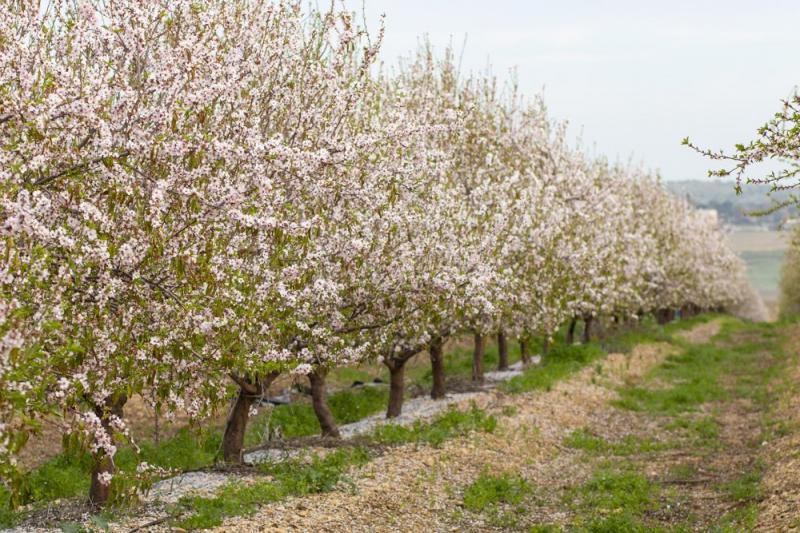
[726,230,789,300]
[739,250,785,299]
[726,230,790,252]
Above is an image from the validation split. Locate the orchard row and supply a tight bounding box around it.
[0,0,751,506]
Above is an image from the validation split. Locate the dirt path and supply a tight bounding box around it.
[214,320,726,532]
[756,325,800,531]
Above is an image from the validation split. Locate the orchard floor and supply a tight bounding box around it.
[10,316,800,532]
[215,318,800,532]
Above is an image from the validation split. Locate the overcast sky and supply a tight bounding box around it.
[345,0,800,181]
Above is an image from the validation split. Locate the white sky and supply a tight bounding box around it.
[346,0,800,180]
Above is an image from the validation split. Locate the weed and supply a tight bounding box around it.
[462,471,531,512]
[564,462,671,531]
[371,402,496,448]
[501,405,518,417]
[564,428,670,455]
[175,448,371,530]
[719,468,762,502]
[502,343,606,394]
[666,416,720,447]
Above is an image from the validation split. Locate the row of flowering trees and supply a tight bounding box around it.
[0,0,750,506]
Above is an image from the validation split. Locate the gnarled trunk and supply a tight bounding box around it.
[384,347,420,418]
[309,367,340,438]
[88,395,127,508]
[566,317,577,344]
[223,372,279,464]
[582,315,593,344]
[222,388,255,464]
[472,332,485,383]
[655,308,672,325]
[386,360,406,418]
[497,330,509,370]
[429,336,446,400]
[519,339,530,365]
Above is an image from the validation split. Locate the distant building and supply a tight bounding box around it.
[697,208,718,226]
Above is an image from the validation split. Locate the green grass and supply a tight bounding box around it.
[175,447,371,530]
[501,343,606,394]
[719,467,763,502]
[564,318,786,532]
[20,448,93,505]
[566,462,664,532]
[564,428,671,456]
[462,471,531,512]
[121,428,222,472]
[614,319,783,427]
[172,402,497,529]
[501,314,718,397]
[461,470,532,529]
[248,385,390,443]
[371,402,497,448]
[1,427,225,526]
[572,464,658,514]
[665,416,720,447]
[0,386,389,525]
[613,343,732,415]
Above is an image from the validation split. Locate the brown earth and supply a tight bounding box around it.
[756,325,800,531]
[209,322,726,532]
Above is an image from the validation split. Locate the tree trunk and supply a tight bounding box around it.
[89,453,114,508]
[222,372,279,464]
[386,359,406,418]
[566,317,577,344]
[656,308,672,325]
[88,395,127,508]
[497,330,509,370]
[582,315,593,344]
[519,340,530,365]
[472,332,485,383]
[309,367,340,438]
[429,337,446,400]
[222,387,255,464]
[542,337,550,357]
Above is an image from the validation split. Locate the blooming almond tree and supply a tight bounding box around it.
[0,0,398,499]
[0,0,758,511]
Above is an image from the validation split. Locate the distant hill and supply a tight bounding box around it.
[664,180,798,229]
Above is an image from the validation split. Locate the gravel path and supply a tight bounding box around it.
[147,358,538,504]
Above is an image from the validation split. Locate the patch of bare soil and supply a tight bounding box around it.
[651,396,764,528]
[675,319,722,344]
[585,328,772,530]
[756,325,800,531]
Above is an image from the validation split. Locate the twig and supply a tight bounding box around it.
[662,477,713,485]
[127,512,180,533]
